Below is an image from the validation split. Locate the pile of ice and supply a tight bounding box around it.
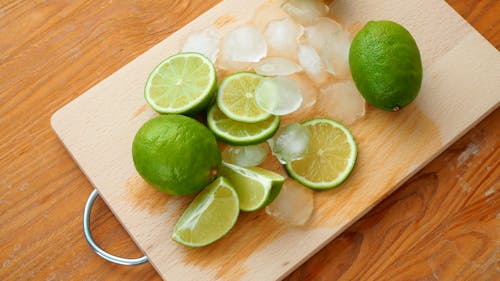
[181,0,366,225]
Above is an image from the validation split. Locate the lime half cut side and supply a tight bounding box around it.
[207,105,280,146]
[172,177,239,247]
[217,72,271,123]
[286,118,357,189]
[220,161,285,211]
[145,52,217,114]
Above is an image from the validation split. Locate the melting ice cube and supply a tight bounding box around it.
[253,57,303,76]
[266,178,314,226]
[181,27,220,62]
[252,0,289,31]
[221,143,269,167]
[297,44,329,86]
[264,18,304,59]
[317,80,366,125]
[268,123,310,163]
[255,76,303,116]
[304,17,351,78]
[221,25,267,63]
[281,0,329,26]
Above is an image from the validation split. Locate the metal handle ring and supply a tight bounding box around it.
[83,189,148,266]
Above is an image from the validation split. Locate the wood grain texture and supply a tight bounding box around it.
[0,1,498,281]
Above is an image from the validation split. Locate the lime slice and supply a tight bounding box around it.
[207,105,280,145]
[285,118,357,189]
[220,161,285,211]
[217,72,271,123]
[145,52,217,114]
[172,177,239,247]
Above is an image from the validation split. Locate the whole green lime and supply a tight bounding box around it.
[349,20,423,111]
[132,115,221,195]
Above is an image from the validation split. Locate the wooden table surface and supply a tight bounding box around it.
[0,0,498,280]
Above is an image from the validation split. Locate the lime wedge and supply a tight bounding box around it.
[172,177,239,247]
[207,105,280,145]
[220,161,285,211]
[217,72,271,123]
[286,118,357,189]
[145,52,217,114]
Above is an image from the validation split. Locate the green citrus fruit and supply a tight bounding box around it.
[349,20,423,111]
[145,52,217,115]
[132,115,221,195]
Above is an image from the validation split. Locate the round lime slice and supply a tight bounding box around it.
[145,52,217,114]
[216,72,271,123]
[285,118,357,189]
[207,105,280,146]
[220,161,285,211]
[172,177,239,247]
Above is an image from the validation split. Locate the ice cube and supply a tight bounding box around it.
[289,74,318,109]
[280,74,318,125]
[268,123,310,163]
[221,25,267,63]
[264,18,304,59]
[221,144,269,167]
[253,57,303,76]
[297,44,329,86]
[281,0,329,26]
[317,80,366,125]
[266,178,314,226]
[181,27,220,62]
[304,17,351,78]
[217,55,253,72]
[255,76,303,116]
[252,0,289,31]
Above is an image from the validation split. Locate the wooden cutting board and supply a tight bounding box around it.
[51,0,499,280]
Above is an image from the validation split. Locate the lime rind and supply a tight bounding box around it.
[285,118,357,189]
[216,72,272,123]
[207,105,280,146]
[145,52,217,115]
[172,177,239,247]
[220,161,285,211]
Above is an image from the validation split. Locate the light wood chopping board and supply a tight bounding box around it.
[51,0,500,280]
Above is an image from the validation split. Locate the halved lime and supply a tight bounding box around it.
[216,72,271,123]
[220,161,285,211]
[286,118,357,189]
[172,177,239,247]
[145,52,217,114]
[207,105,280,145]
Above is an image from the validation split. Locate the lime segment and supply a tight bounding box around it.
[145,52,217,114]
[286,118,357,189]
[172,177,239,247]
[217,72,271,123]
[220,161,284,211]
[207,105,280,145]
